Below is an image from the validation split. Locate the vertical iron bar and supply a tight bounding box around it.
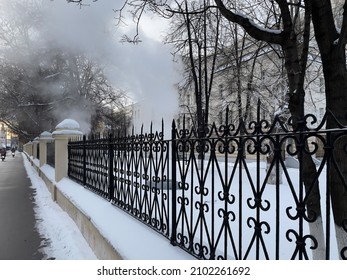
[275,134,280,260]
[238,137,243,259]
[140,130,144,215]
[160,120,165,234]
[224,107,230,259]
[83,135,86,187]
[325,131,332,259]
[108,134,114,201]
[257,151,260,260]
[256,146,260,261]
[224,114,229,259]
[298,130,304,260]
[164,121,170,236]
[190,140,194,251]
[130,129,135,215]
[170,120,177,245]
[199,138,204,258]
[211,138,215,259]
[255,101,260,260]
[149,123,153,223]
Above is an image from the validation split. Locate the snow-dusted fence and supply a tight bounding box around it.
[25,106,347,260]
[67,104,347,260]
[68,125,172,239]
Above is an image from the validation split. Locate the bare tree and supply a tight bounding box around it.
[67,0,347,259]
[166,0,221,139]
[0,1,130,141]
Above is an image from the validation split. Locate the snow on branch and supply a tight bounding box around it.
[214,0,284,45]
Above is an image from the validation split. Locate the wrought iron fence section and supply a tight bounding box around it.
[67,102,347,260]
[170,104,347,260]
[68,137,85,185]
[81,136,108,198]
[68,135,110,198]
[111,126,171,238]
[47,141,55,167]
[37,143,40,160]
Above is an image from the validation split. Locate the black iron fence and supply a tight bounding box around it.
[47,141,55,167]
[68,104,347,260]
[36,143,40,160]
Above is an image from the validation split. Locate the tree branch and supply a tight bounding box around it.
[214,0,284,45]
[311,0,339,57]
[66,0,92,7]
[337,2,347,53]
[166,4,218,16]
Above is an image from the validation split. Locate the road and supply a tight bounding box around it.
[0,151,45,260]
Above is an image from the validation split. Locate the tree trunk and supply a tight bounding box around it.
[266,6,324,256]
[324,50,347,259]
[310,0,347,259]
[288,99,325,259]
[285,34,325,257]
[213,0,329,258]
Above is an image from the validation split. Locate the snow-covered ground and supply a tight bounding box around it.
[21,150,342,261]
[23,155,97,260]
[1,154,343,279]
[23,152,342,260]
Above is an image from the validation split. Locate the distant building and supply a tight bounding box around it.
[176,47,326,131]
[0,123,18,149]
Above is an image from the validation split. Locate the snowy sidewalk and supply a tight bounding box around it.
[23,153,194,260]
[0,153,44,259]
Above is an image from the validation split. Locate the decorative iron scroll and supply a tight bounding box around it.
[111,125,171,238]
[171,101,347,260]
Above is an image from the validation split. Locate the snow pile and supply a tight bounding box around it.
[23,155,97,260]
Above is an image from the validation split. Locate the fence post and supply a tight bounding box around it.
[170,120,177,245]
[24,142,33,156]
[39,131,53,167]
[32,137,39,160]
[108,134,114,201]
[52,119,83,182]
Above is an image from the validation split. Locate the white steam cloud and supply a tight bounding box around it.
[41,0,180,134]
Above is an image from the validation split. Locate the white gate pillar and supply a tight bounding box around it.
[52,119,83,182]
[39,131,53,167]
[32,137,39,159]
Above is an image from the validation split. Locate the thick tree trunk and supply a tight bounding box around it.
[330,136,347,259]
[309,0,347,259]
[302,153,325,259]
[309,0,347,257]
[288,88,325,258]
[324,51,347,259]
[277,6,326,258]
[214,0,334,258]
